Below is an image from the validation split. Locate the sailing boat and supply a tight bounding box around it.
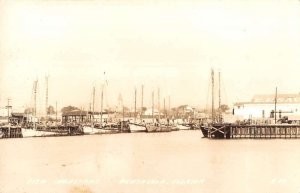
[83,72,130,134]
[146,88,172,132]
[129,85,147,132]
[22,78,70,138]
[200,69,217,137]
[200,69,227,138]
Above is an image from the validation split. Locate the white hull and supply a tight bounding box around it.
[21,128,59,138]
[146,125,172,132]
[176,125,190,130]
[129,124,146,132]
[83,126,119,134]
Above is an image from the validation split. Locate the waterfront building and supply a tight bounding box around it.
[233,94,300,121]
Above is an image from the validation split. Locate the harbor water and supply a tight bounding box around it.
[1,131,300,193]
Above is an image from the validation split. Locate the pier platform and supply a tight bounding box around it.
[204,124,300,139]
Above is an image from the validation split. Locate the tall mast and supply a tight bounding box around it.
[92,86,95,126]
[100,84,104,128]
[211,68,215,124]
[134,87,137,123]
[34,80,37,117]
[152,90,154,123]
[158,87,160,122]
[45,75,49,121]
[218,70,221,123]
[141,84,144,120]
[33,80,38,129]
[163,97,166,119]
[55,101,58,122]
[168,95,170,119]
[275,87,278,123]
[6,98,12,124]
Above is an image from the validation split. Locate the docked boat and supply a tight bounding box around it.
[21,128,62,137]
[146,123,172,132]
[83,121,130,135]
[22,124,84,138]
[129,122,146,132]
[176,123,192,130]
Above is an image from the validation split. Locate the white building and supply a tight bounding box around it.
[233,94,300,120]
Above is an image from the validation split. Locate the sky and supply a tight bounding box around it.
[1,0,300,112]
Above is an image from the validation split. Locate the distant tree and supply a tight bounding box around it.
[61,106,80,113]
[47,105,55,115]
[24,107,34,114]
[219,104,230,113]
[123,106,130,112]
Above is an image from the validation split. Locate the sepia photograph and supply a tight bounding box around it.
[1,0,300,193]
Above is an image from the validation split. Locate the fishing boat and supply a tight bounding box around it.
[129,122,146,132]
[146,123,172,132]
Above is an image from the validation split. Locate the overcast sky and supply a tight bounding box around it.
[1,0,300,112]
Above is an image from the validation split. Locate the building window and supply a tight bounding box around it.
[262,110,265,118]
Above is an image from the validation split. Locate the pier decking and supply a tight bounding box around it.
[205,124,300,139]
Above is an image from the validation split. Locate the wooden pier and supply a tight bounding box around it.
[0,127,23,138]
[206,124,300,139]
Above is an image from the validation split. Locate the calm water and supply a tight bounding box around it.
[1,131,300,193]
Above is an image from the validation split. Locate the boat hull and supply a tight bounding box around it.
[129,123,146,132]
[146,125,172,132]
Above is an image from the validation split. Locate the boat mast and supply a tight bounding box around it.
[163,97,166,119]
[45,75,49,122]
[158,87,160,122]
[211,68,215,124]
[141,84,144,122]
[134,87,137,123]
[168,95,171,120]
[55,101,58,122]
[100,84,104,128]
[218,70,221,123]
[92,86,95,126]
[275,87,278,123]
[6,98,12,124]
[33,79,38,130]
[152,90,154,123]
